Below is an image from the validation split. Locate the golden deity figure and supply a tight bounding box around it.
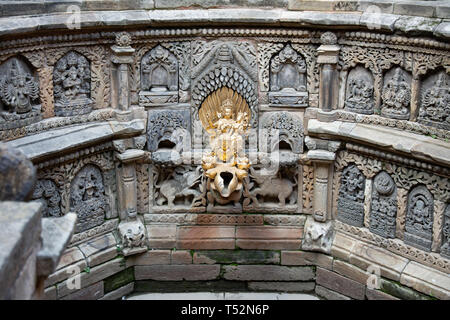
[199,87,251,202]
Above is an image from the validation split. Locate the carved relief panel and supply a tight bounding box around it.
[146,109,191,165]
[370,171,397,238]
[418,71,450,130]
[344,66,374,115]
[149,164,206,213]
[441,204,450,259]
[53,51,92,117]
[268,44,308,107]
[140,45,178,106]
[337,163,365,227]
[70,164,109,233]
[404,185,434,252]
[381,67,412,120]
[31,179,62,217]
[0,57,40,130]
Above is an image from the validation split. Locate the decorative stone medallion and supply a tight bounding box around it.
[370,171,397,238]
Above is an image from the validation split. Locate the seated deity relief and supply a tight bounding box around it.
[139,45,178,106]
[53,51,93,117]
[0,57,41,130]
[344,66,374,115]
[199,87,251,213]
[381,67,411,120]
[269,44,308,107]
[418,71,450,130]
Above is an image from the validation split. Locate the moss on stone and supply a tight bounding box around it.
[104,267,135,294]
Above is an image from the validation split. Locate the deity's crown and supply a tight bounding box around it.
[67,52,78,66]
[221,98,233,109]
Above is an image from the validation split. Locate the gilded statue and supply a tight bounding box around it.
[199,87,251,204]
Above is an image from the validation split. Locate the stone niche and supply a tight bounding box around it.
[53,51,93,117]
[380,67,412,120]
[337,163,365,227]
[70,164,109,233]
[139,44,178,106]
[369,171,397,238]
[404,185,434,252]
[344,65,374,115]
[268,44,308,107]
[149,164,206,213]
[146,108,191,165]
[0,56,41,130]
[441,204,450,259]
[418,71,450,130]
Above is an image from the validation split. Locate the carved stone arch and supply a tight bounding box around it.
[270,43,307,92]
[370,171,397,238]
[417,68,450,130]
[53,50,92,116]
[344,65,375,115]
[404,184,434,251]
[70,163,109,233]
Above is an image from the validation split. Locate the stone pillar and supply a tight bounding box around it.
[317,32,340,112]
[111,32,135,118]
[115,147,149,256]
[302,137,340,254]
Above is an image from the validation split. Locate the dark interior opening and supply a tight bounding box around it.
[158,139,176,149]
[220,171,233,188]
[277,140,292,151]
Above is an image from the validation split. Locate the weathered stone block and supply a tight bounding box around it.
[223,265,315,281]
[61,281,104,300]
[45,260,87,288]
[104,267,134,293]
[316,267,365,300]
[393,1,435,17]
[78,233,117,258]
[380,278,432,300]
[126,250,171,267]
[193,250,280,265]
[330,232,355,261]
[333,260,370,285]
[177,240,236,250]
[171,250,192,264]
[236,239,302,250]
[178,226,235,239]
[43,286,57,300]
[56,247,85,271]
[88,247,118,268]
[135,265,220,281]
[236,226,302,250]
[248,281,315,292]
[100,282,134,300]
[400,261,450,300]
[147,225,177,249]
[365,287,399,300]
[315,285,351,300]
[281,251,333,270]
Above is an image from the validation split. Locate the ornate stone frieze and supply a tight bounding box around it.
[302,164,314,214]
[441,204,450,259]
[150,164,206,213]
[337,164,366,227]
[259,111,304,155]
[31,179,62,217]
[381,67,411,120]
[243,166,299,214]
[53,51,92,116]
[404,185,434,252]
[418,71,450,130]
[268,44,308,107]
[0,57,41,130]
[139,44,179,106]
[68,219,119,247]
[370,171,397,238]
[344,66,374,114]
[70,164,109,233]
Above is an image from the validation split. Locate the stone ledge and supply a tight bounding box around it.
[0,8,448,40]
[307,119,450,167]
[7,119,145,163]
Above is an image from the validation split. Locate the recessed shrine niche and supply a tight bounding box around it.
[337,163,365,227]
[344,66,374,115]
[369,171,397,238]
[70,164,109,233]
[31,179,62,217]
[404,185,434,252]
[441,204,450,259]
[380,67,412,120]
[53,51,92,117]
[269,44,308,107]
[140,44,178,106]
[418,71,450,130]
[146,109,191,165]
[0,57,40,130]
